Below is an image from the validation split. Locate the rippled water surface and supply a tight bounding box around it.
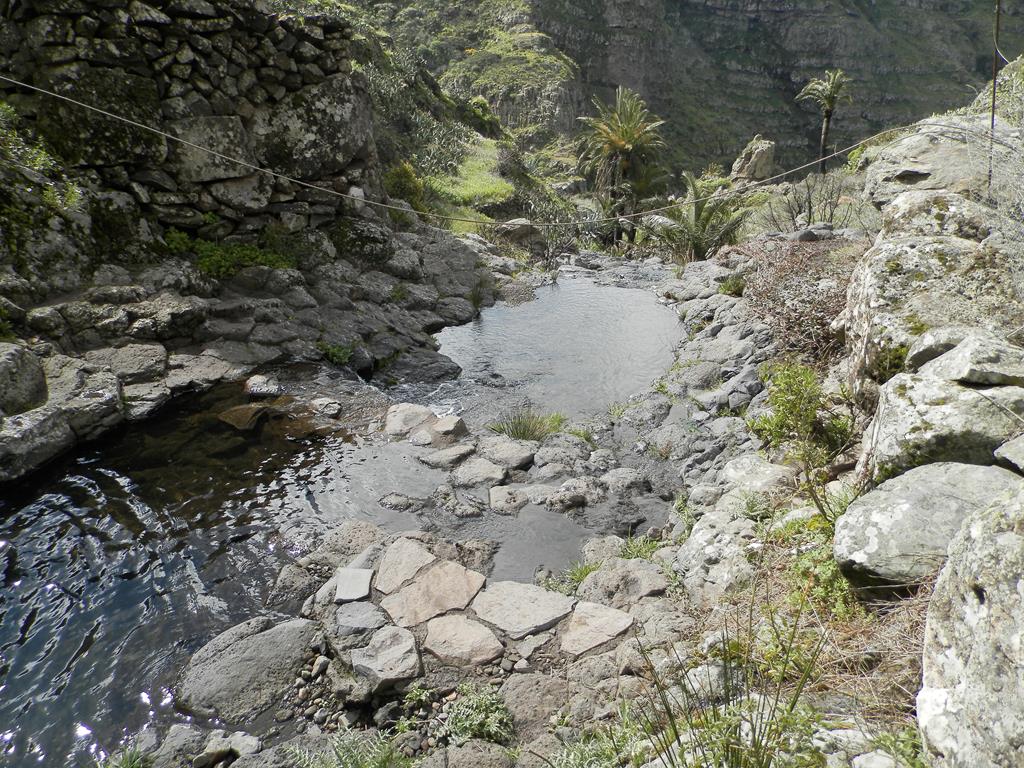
[429,274,682,422]
[0,275,679,765]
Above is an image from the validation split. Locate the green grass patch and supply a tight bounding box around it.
[425,136,515,209]
[544,560,601,595]
[488,406,566,440]
[620,535,661,560]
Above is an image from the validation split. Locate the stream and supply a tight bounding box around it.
[0,273,681,766]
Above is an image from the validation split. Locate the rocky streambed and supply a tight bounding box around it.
[0,262,684,766]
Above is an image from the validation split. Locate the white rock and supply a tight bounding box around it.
[477,434,537,469]
[433,414,469,438]
[560,601,634,657]
[350,626,421,689]
[995,434,1024,473]
[599,467,646,493]
[380,560,486,627]
[489,485,530,514]
[450,457,508,487]
[423,615,504,665]
[333,567,373,603]
[472,581,576,639]
[374,538,436,595]
[384,403,436,437]
[419,443,476,469]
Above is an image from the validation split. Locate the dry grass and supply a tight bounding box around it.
[694,524,929,730]
[741,237,869,364]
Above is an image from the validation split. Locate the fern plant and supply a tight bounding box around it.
[289,728,412,768]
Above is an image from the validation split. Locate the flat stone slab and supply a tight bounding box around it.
[419,443,476,469]
[423,614,504,665]
[560,601,633,657]
[920,335,1024,386]
[333,567,373,603]
[374,538,436,595]
[995,435,1024,473]
[384,403,435,437]
[350,626,421,689]
[450,457,508,487]
[472,581,576,639]
[477,434,537,469]
[335,602,387,636]
[380,560,486,627]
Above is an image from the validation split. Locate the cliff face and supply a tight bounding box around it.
[530,0,1023,167]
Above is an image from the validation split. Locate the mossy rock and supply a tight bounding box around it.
[327,218,394,265]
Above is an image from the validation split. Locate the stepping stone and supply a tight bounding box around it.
[489,485,530,515]
[478,434,537,469]
[424,615,504,665]
[374,538,436,595]
[333,567,373,603]
[335,602,387,637]
[560,601,634,657]
[433,415,469,438]
[419,443,476,469]
[471,581,575,639]
[350,626,421,690]
[451,457,507,487]
[384,403,435,437]
[380,560,486,627]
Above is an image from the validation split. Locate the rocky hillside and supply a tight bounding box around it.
[363,0,1023,167]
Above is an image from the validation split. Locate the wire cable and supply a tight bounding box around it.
[0,71,1019,229]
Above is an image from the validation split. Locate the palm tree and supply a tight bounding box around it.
[578,86,666,241]
[659,172,748,263]
[796,69,852,173]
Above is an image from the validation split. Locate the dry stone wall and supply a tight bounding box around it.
[0,0,383,238]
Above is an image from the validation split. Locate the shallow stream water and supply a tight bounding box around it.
[0,274,681,766]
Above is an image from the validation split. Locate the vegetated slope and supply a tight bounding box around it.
[357,0,1023,169]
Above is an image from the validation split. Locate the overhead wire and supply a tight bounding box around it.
[0,71,1020,230]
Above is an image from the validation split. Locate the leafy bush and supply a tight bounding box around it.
[655,172,748,263]
[788,541,859,621]
[488,407,566,440]
[317,341,355,366]
[548,705,650,768]
[162,228,295,278]
[749,361,854,524]
[384,161,427,213]
[443,684,515,745]
[290,728,412,768]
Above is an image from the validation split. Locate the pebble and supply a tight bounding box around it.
[312,655,330,678]
[500,659,514,673]
[275,708,293,722]
[313,708,329,725]
[303,705,317,718]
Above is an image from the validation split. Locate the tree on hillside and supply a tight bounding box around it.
[658,171,748,263]
[578,86,666,242]
[796,69,852,173]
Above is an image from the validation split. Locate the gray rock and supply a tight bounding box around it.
[380,560,486,626]
[851,752,898,768]
[177,617,317,723]
[905,326,986,370]
[444,739,516,768]
[423,614,504,665]
[152,723,208,768]
[719,454,798,494]
[0,343,46,415]
[374,538,437,595]
[559,601,634,657]
[994,435,1024,473]
[599,467,646,494]
[384,403,436,437]
[472,581,576,639]
[920,335,1024,386]
[84,343,168,384]
[350,626,421,690]
[575,558,669,610]
[333,567,373,603]
[499,674,576,739]
[488,485,530,515]
[834,463,1022,589]
[419,443,476,469]
[917,487,1024,768]
[334,602,388,637]
[477,434,537,469]
[266,563,320,615]
[860,373,1024,481]
[450,457,508,487]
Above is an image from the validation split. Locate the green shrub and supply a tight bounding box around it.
[384,161,427,213]
[873,728,928,768]
[869,343,909,384]
[566,427,596,447]
[164,228,192,254]
[290,728,412,768]
[488,407,566,440]
[788,542,859,621]
[161,228,295,278]
[444,684,515,745]
[97,748,153,768]
[749,360,854,524]
[549,705,650,768]
[317,341,355,366]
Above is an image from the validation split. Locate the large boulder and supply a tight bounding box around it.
[262,75,375,180]
[177,617,318,723]
[730,134,775,182]
[917,487,1024,767]
[575,558,669,610]
[859,373,1024,482]
[0,343,46,415]
[845,232,1024,404]
[834,463,1023,589]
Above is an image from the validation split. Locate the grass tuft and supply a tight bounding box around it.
[488,407,566,440]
